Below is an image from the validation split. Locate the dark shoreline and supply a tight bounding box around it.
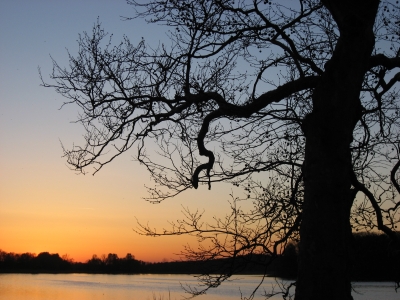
[1,232,399,282]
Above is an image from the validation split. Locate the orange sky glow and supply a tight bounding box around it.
[0,0,245,263]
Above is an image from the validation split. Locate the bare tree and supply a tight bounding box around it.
[41,0,400,299]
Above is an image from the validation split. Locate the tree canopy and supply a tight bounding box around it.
[41,0,400,299]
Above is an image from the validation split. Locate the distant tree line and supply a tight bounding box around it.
[84,253,146,273]
[0,252,71,272]
[0,251,146,274]
[276,232,400,281]
[351,232,400,281]
[1,232,398,280]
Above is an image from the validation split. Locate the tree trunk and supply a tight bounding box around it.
[295,1,379,299]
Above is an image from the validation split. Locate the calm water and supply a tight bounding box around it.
[0,273,398,300]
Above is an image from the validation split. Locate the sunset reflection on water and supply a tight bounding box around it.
[0,273,398,300]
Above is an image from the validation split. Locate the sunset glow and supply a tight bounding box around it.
[0,0,237,263]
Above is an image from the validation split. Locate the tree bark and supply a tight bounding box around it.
[295,1,379,299]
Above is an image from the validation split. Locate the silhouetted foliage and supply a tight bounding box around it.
[0,250,146,274]
[274,232,400,281]
[1,233,398,280]
[351,232,400,281]
[84,252,146,273]
[277,242,298,279]
[41,0,400,299]
[0,251,71,272]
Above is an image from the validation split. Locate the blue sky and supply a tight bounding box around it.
[0,0,236,262]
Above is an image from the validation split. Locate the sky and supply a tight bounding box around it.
[0,0,240,263]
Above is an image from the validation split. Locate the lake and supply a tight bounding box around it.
[0,273,398,300]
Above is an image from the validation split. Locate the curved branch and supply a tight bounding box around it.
[212,75,320,118]
[191,76,319,189]
[391,159,400,195]
[192,110,221,189]
[350,170,398,242]
[369,54,400,70]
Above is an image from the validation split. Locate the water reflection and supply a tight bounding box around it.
[0,274,397,300]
